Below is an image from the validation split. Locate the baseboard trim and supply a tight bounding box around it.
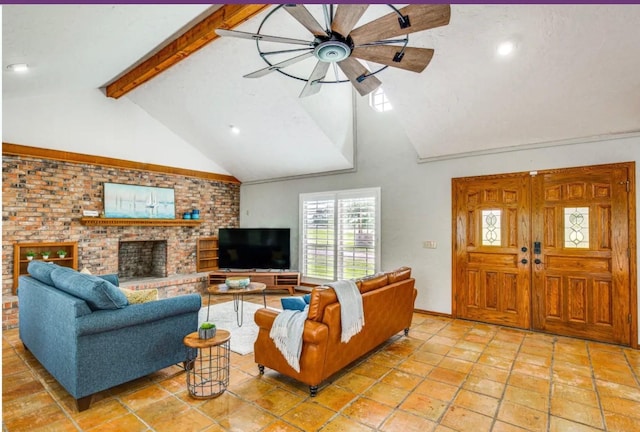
[414,308,452,318]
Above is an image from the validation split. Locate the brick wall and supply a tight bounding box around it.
[2,154,240,329]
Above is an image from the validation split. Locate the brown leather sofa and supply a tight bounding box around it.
[254,266,417,396]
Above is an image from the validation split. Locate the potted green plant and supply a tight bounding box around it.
[41,251,51,260]
[26,250,36,261]
[57,249,67,258]
[198,322,216,339]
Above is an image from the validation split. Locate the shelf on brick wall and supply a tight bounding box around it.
[14,242,78,292]
[80,217,202,227]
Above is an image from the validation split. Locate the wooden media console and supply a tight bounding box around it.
[208,270,300,295]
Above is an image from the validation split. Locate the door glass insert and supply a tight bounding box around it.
[482,209,502,246]
[564,207,590,248]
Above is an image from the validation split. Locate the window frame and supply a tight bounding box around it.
[369,87,393,112]
[299,187,381,284]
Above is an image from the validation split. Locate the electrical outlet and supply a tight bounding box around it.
[423,241,437,249]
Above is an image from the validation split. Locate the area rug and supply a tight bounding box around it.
[198,301,279,355]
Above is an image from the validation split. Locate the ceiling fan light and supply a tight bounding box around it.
[314,41,351,63]
[497,41,514,56]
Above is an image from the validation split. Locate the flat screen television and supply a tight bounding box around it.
[218,228,291,270]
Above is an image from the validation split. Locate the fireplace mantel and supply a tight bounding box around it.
[80,217,201,227]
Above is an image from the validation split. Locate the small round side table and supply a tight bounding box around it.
[183,330,231,399]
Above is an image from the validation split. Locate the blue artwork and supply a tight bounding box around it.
[103,183,175,219]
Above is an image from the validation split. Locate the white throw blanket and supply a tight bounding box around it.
[328,279,365,343]
[270,306,309,372]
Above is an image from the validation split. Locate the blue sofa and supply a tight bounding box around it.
[18,261,201,411]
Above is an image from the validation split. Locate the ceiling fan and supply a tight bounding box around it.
[216,4,451,98]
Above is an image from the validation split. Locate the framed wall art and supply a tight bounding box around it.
[103,183,176,219]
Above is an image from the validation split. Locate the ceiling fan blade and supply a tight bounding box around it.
[337,57,382,97]
[351,46,434,73]
[299,61,331,98]
[349,4,451,46]
[244,52,314,78]
[283,4,328,37]
[215,29,314,47]
[331,5,369,37]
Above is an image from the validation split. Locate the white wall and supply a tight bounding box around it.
[2,89,229,175]
[240,96,640,327]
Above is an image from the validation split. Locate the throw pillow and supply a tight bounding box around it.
[281,297,307,311]
[303,294,311,304]
[119,288,158,304]
[50,268,129,310]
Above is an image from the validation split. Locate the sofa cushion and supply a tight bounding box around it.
[307,287,338,322]
[119,288,158,304]
[281,297,307,311]
[81,268,119,287]
[27,261,71,285]
[358,274,389,294]
[50,268,129,310]
[388,266,412,283]
[98,273,119,287]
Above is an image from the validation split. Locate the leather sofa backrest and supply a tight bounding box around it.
[388,266,412,283]
[307,286,336,322]
[357,273,389,294]
[306,267,412,322]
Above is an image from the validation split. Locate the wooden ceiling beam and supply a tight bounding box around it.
[105,4,270,99]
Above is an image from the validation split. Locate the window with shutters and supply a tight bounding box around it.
[300,188,380,283]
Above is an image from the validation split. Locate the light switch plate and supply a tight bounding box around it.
[423,241,437,249]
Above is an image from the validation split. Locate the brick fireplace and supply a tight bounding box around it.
[118,240,167,280]
[2,147,240,330]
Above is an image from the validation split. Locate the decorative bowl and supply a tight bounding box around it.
[225,276,250,288]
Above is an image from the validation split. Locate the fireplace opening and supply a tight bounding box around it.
[118,240,167,281]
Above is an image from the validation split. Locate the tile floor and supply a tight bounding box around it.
[3,292,640,432]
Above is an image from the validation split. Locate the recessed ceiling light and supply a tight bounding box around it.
[497,41,514,56]
[6,63,29,73]
[230,125,240,135]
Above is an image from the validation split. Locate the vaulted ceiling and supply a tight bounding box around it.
[3,4,640,182]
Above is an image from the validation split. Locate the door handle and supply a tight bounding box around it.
[534,258,542,265]
[521,246,528,252]
[521,259,528,264]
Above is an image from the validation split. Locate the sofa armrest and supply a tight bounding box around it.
[254,308,328,344]
[254,307,278,328]
[77,294,201,336]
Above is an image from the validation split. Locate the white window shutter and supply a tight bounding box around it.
[300,188,380,282]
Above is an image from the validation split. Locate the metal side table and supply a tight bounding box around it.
[183,330,231,399]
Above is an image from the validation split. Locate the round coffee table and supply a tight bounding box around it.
[207,282,266,326]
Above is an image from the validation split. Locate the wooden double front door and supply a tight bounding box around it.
[453,162,636,346]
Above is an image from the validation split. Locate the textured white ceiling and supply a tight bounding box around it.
[383,5,640,160]
[3,4,640,182]
[2,4,215,98]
